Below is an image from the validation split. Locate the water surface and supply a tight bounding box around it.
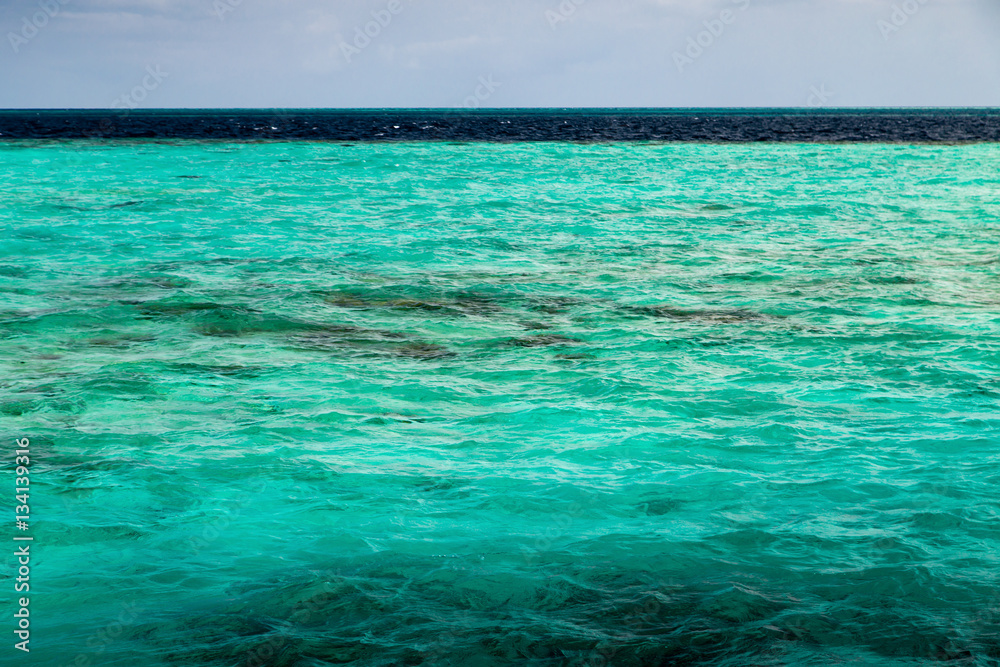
[2,140,999,666]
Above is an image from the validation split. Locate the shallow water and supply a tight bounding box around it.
[2,140,1000,666]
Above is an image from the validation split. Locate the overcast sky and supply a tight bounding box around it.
[1,0,998,108]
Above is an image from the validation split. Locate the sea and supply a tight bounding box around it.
[2,109,999,666]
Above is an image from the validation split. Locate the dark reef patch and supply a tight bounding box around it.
[504,334,583,348]
[100,274,195,290]
[168,363,268,380]
[393,342,457,360]
[519,321,552,330]
[130,299,240,318]
[865,275,923,285]
[624,305,770,324]
[127,298,381,339]
[86,333,156,348]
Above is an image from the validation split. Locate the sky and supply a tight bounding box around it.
[1,0,998,108]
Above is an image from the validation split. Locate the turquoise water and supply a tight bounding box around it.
[3,140,1000,666]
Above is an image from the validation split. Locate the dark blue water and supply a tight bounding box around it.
[1,108,999,142]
